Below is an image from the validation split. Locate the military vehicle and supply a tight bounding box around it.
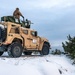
[0,16,50,57]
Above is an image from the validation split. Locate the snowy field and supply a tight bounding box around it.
[0,54,75,75]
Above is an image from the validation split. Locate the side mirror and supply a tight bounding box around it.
[35,31,37,36]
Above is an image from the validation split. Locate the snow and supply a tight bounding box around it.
[0,54,75,75]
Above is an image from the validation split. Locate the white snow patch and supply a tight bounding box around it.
[0,55,75,75]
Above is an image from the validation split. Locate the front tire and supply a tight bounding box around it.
[40,44,49,55]
[8,42,23,57]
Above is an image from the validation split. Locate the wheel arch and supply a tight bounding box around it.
[12,38,23,44]
[39,41,50,51]
[44,41,50,48]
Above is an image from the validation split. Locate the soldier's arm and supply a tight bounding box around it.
[19,11,24,18]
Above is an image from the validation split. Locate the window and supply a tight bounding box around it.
[23,30,28,34]
[31,31,37,36]
[31,31,35,36]
[10,27,19,34]
[15,28,19,34]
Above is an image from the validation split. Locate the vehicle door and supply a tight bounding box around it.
[28,31,40,49]
[21,29,31,49]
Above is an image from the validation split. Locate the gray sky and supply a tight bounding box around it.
[0,0,75,50]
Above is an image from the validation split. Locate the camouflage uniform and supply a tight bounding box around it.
[13,8,24,20]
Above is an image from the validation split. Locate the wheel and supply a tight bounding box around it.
[40,44,49,55]
[23,52,32,55]
[8,42,23,57]
[0,52,4,56]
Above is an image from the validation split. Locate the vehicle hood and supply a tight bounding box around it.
[40,37,49,42]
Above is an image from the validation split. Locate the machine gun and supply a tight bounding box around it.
[21,19,33,28]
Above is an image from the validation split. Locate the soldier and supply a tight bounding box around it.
[13,8,24,21]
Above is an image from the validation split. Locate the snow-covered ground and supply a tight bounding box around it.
[0,54,75,75]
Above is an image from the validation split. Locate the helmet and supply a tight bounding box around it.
[16,8,19,10]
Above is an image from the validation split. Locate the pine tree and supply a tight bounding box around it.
[62,35,75,59]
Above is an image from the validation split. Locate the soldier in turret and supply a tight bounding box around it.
[13,8,24,22]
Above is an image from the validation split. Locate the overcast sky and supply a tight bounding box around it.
[0,0,75,50]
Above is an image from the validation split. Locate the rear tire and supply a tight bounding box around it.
[0,52,4,56]
[8,42,23,57]
[40,44,49,55]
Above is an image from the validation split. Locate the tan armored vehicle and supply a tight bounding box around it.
[0,16,50,57]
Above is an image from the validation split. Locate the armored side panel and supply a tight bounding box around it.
[1,16,15,23]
